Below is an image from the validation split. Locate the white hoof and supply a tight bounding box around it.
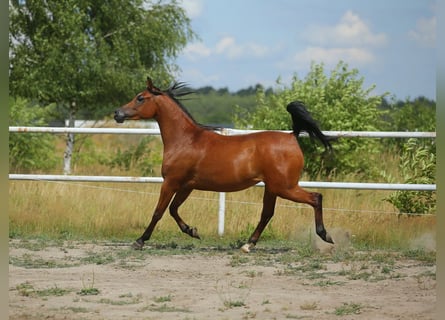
[240,243,252,253]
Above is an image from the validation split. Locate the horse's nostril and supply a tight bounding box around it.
[114,109,125,123]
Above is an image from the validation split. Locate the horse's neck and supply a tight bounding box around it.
[155,99,202,148]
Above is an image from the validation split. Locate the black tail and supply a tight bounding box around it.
[286,101,332,151]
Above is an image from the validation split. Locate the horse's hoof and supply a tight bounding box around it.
[240,243,253,253]
[325,233,334,244]
[190,227,201,240]
[131,240,144,250]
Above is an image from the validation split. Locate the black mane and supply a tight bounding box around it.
[165,82,220,131]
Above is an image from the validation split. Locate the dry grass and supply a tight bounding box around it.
[9,179,435,249]
[9,134,436,250]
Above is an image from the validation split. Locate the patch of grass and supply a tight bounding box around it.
[81,251,115,265]
[98,297,141,305]
[9,253,78,269]
[153,294,173,303]
[313,280,343,287]
[334,302,363,316]
[215,278,252,310]
[229,254,250,267]
[36,285,71,297]
[224,299,246,308]
[16,281,35,297]
[143,304,191,313]
[401,249,436,265]
[77,287,100,296]
[15,282,71,298]
[78,272,100,296]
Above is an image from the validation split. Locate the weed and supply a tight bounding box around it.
[98,297,140,305]
[10,253,76,269]
[143,304,191,313]
[81,251,115,265]
[215,278,252,310]
[334,302,363,316]
[16,281,35,297]
[229,254,250,267]
[313,280,343,287]
[153,294,173,303]
[78,272,100,296]
[224,299,246,308]
[36,285,71,297]
[402,249,436,265]
[78,287,100,296]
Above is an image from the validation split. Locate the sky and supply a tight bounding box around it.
[176,0,436,100]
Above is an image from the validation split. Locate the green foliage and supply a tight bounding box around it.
[385,139,436,214]
[184,89,257,126]
[101,137,162,176]
[380,96,436,150]
[9,0,196,118]
[9,97,58,172]
[234,61,386,178]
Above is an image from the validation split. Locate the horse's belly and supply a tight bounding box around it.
[192,161,262,192]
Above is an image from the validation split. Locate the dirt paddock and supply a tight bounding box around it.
[9,237,436,320]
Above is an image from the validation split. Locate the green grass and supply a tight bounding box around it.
[334,302,364,316]
[16,282,72,298]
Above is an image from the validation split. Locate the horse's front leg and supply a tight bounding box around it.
[241,189,277,253]
[168,187,201,239]
[133,182,176,250]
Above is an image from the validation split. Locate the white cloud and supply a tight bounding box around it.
[183,42,212,60]
[183,36,273,61]
[408,16,436,48]
[291,10,386,70]
[306,10,387,47]
[215,36,271,59]
[180,67,220,87]
[294,47,375,69]
[180,0,204,19]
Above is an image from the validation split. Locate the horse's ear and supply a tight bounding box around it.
[146,77,154,90]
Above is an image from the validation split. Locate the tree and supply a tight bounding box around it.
[235,61,386,179]
[9,0,196,174]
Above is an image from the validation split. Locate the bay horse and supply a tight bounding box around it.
[114,77,334,252]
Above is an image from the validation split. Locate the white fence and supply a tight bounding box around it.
[9,126,436,235]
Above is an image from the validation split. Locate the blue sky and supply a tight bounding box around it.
[176,0,436,100]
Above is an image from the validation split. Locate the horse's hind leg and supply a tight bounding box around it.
[169,188,200,239]
[279,186,333,244]
[241,189,277,253]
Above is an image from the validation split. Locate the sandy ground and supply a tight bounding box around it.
[9,236,436,320]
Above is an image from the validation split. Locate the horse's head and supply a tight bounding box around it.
[114,77,162,123]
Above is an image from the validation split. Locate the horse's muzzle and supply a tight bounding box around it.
[114,109,126,123]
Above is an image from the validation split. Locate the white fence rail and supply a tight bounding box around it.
[8,126,437,138]
[8,174,436,191]
[9,126,436,235]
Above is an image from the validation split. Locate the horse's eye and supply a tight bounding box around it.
[136,95,144,102]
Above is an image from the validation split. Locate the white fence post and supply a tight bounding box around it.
[218,192,226,236]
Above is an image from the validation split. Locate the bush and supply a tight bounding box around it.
[385,138,436,214]
[100,136,162,176]
[9,97,58,172]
